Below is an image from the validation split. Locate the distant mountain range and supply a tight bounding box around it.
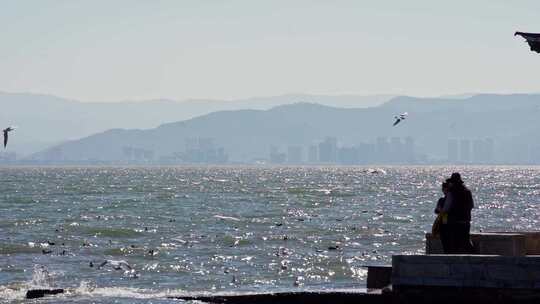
[0,92,392,155]
[29,93,540,164]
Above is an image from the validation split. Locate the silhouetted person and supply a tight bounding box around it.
[432,181,449,238]
[435,181,449,214]
[440,173,474,254]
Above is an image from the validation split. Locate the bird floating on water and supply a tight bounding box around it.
[96,259,133,271]
[3,126,16,148]
[393,112,408,126]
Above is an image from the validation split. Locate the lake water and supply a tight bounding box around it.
[0,166,538,303]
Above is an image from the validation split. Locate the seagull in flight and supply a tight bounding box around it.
[393,112,408,126]
[3,127,16,148]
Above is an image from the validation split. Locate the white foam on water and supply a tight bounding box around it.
[29,265,55,289]
[70,281,193,300]
[0,265,58,301]
[0,284,27,302]
[0,278,198,302]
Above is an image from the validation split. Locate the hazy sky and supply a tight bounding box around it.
[1,1,539,101]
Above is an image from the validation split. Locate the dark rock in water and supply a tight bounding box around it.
[42,249,52,254]
[26,289,64,299]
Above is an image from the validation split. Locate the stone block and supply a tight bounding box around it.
[473,233,526,256]
[423,277,463,287]
[529,267,540,281]
[461,279,498,288]
[449,264,486,280]
[425,232,527,256]
[486,265,530,281]
[522,232,540,255]
[399,263,449,278]
[392,276,424,286]
[366,265,392,289]
[492,231,540,255]
[392,255,540,290]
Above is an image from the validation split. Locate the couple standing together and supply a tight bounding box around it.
[433,172,475,254]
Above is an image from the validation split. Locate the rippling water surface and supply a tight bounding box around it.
[1,166,539,303]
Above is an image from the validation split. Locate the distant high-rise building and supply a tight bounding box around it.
[287,146,303,163]
[183,137,227,163]
[143,150,154,160]
[338,147,359,164]
[269,146,286,164]
[122,146,134,160]
[376,137,389,162]
[472,139,484,163]
[216,147,228,163]
[448,139,458,163]
[390,137,403,162]
[529,145,540,164]
[198,138,214,151]
[185,138,198,151]
[308,145,318,163]
[133,148,144,160]
[460,139,471,163]
[318,137,337,163]
[357,143,375,164]
[404,137,415,163]
[485,138,494,163]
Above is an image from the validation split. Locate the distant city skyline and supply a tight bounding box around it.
[18,95,540,166]
[1,1,539,102]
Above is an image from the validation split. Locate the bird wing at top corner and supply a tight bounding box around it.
[515,31,540,53]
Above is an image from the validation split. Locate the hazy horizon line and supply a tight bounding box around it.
[3,90,540,104]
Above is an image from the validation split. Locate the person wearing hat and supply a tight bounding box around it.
[439,172,474,254]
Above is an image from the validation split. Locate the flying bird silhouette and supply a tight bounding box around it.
[393,112,408,126]
[3,127,15,148]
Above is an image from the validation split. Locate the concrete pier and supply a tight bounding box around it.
[366,265,392,289]
[425,232,540,255]
[392,254,540,289]
[168,290,391,304]
[510,231,540,255]
[168,251,540,304]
